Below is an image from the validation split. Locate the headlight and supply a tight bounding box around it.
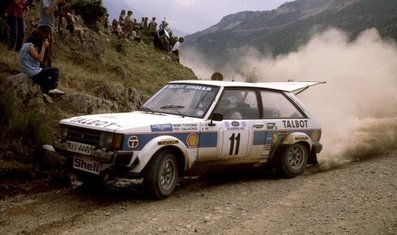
[59,125,68,139]
[101,132,124,150]
[112,134,124,150]
[102,132,113,147]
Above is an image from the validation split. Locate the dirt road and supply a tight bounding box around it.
[1,151,396,235]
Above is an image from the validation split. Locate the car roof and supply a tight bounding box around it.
[168,80,326,93]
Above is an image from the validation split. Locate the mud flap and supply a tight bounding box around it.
[308,149,318,165]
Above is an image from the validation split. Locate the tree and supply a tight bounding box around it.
[71,0,107,31]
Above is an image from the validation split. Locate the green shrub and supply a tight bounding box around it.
[72,0,107,31]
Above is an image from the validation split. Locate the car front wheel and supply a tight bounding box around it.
[278,143,308,178]
[144,150,179,200]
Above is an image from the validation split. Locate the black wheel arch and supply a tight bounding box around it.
[143,146,186,177]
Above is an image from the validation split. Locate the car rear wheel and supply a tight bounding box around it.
[278,143,308,178]
[144,150,179,200]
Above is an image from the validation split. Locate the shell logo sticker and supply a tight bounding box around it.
[128,136,139,149]
[186,133,199,148]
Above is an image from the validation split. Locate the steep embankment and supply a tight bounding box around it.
[0,9,197,184]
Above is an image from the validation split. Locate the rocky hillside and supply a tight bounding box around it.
[0,3,197,181]
[185,0,397,69]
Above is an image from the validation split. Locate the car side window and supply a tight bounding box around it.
[213,89,259,120]
[260,90,304,119]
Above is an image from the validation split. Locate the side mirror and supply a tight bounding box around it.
[208,113,223,126]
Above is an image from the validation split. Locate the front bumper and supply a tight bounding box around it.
[51,140,137,166]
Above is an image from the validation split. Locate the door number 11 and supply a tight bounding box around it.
[229,133,241,155]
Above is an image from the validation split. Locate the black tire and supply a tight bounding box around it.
[144,151,179,200]
[278,143,308,178]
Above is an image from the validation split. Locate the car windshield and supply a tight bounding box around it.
[141,83,219,118]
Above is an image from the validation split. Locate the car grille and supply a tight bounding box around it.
[67,126,101,145]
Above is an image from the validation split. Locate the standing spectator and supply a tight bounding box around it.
[65,9,83,43]
[148,17,157,34]
[124,10,133,39]
[55,0,65,32]
[37,0,65,68]
[118,9,125,26]
[140,17,145,30]
[103,13,109,29]
[171,37,184,63]
[19,29,64,101]
[143,17,148,29]
[7,0,26,52]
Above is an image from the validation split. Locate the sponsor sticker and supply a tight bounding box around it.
[282,120,308,129]
[73,156,100,175]
[69,117,121,128]
[186,133,199,148]
[173,123,198,131]
[267,123,277,130]
[167,84,213,91]
[128,136,139,149]
[151,124,173,132]
[158,140,179,145]
[224,121,247,131]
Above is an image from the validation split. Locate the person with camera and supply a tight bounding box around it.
[19,29,64,102]
[37,0,65,67]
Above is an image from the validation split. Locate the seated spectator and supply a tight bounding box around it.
[65,9,84,43]
[111,19,122,37]
[131,30,141,42]
[19,30,64,101]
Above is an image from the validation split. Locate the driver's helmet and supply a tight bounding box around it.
[219,91,242,111]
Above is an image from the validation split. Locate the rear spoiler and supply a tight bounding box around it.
[255,81,326,94]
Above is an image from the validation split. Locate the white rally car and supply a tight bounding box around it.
[50,80,324,199]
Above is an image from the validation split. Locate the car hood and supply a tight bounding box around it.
[59,111,197,132]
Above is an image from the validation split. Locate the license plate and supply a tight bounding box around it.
[73,156,100,175]
[66,141,93,155]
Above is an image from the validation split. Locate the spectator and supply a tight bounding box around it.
[140,17,145,30]
[153,28,169,51]
[55,0,65,32]
[171,37,184,63]
[148,17,157,34]
[123,10,133,39]
[65,9,83,43]
[143,17,148,29]
[7,0,26,52]
[37,0,65,68]
[111,19,122,38]
[103,13,109,29]
[133,18,139,30]
[118,9,125,26]
[19,29,64,101]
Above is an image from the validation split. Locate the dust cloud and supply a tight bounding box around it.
[183,28,397,167]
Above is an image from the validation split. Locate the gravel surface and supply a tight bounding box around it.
[0,150,396,235]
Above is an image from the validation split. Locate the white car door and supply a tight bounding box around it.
[213,89,260,160]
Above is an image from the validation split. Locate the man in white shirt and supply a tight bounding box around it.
[171,37,184,63]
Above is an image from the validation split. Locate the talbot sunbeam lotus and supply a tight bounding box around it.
[46,80,324,199]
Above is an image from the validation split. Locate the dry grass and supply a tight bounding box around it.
[0,24,197,173]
